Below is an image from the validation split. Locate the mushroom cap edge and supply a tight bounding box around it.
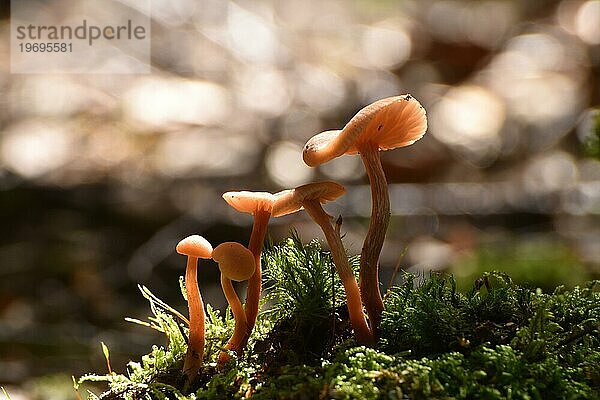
[212,242,256,282]
[302,95,427,166]
[176,235,213,259]
[272,181,346,217]
[222,191,276,214]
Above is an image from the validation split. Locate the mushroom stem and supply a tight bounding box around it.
[218,275,248,366]
[303,200,374,345]
[183,256,205,382]
[358,144,388,339]
[244,209,271,336]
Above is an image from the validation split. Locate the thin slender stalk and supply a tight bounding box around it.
[183,256,205,382]
[244,210,271,334]
[218,275,248,366]
[359,144,388,338]
[303,200,374,345]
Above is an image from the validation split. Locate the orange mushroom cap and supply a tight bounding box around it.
[303,95,427,166]
[222,191,276,214]
[272,181,346,218]
[212,242,256,282]
[176,235,213,259]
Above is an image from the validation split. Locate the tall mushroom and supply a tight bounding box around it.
[221,191,275,342]
[273,181,373,345]
[211,242,256,366]
[176,235,213,383]
[302,95,427,337]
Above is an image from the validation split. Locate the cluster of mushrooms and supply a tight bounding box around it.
[175,95,428,383]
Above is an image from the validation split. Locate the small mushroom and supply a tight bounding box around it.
[211,242,256,365]
[302,95,427,337]
[273,181,373,345]
[222,191,276,342]
[176,235,213,382]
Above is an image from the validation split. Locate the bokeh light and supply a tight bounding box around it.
[265,141,314,187]
[575,0,600,45]
[1,120,73,179]
[431,85,505,162]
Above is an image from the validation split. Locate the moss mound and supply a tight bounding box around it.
[77,236,600,399]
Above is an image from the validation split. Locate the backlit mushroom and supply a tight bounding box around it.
[176,235,213,382]
[273,181,373,345]
[222,191,275,342]
[211,242,256,365]
[302,95,427,337]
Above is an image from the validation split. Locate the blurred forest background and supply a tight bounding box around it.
[0,0,599,397]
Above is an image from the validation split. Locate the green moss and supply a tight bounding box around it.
[379,272,532,357]
[78,237,600,399]
[584,109,600,160]
[257,232,356,367]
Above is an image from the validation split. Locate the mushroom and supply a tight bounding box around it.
[176,235,213,382]
[211,242,256,365]
[221,191,275,342]
[302,95,427,337]
[273,181,373,345]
